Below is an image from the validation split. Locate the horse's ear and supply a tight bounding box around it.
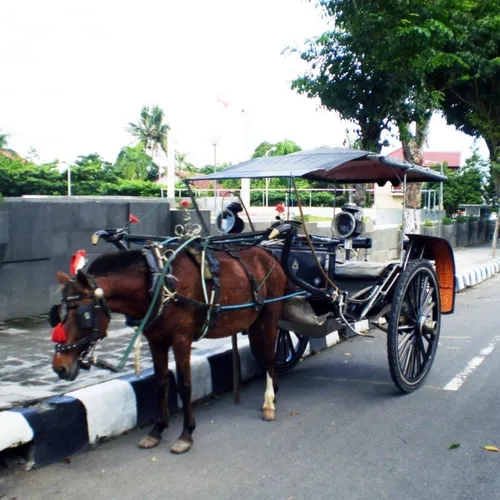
[56,271,70,285]
[76,269,91,288]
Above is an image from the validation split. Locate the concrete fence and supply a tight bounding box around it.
[423,218,491,249]
[0,197,493,321]
[0,197,175,320]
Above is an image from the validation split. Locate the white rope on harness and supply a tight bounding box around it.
[133,244,179,377]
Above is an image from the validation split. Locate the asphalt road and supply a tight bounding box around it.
[2,277,500,500]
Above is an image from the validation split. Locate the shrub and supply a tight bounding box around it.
[442,216,454,225]
[423,220,435,227]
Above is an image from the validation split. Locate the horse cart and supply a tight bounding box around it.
[49,148,455,453]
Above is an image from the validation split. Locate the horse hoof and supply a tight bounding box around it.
[138,435,161,449]
[262,408,275,421]
[170,439,192,454]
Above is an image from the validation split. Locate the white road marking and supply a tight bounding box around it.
[443,336,500,391]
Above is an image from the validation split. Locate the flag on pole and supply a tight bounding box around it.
[216,95,229,109]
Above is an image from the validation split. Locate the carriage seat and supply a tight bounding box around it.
[294,234,337,246]
[334,260,389,280]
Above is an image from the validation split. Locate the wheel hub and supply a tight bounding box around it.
[418,316,437,336]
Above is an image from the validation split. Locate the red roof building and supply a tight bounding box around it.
[387,147,462,169]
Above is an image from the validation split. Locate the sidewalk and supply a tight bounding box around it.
[1,243,499,468]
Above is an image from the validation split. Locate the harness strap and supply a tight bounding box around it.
[194,243,222,341]
[227,250,264,311]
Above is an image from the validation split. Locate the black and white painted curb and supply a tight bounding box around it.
[0,321,369,469]
[2,257,500,469]
[455,259,500,292]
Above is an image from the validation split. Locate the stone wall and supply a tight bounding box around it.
[0,197,172,320]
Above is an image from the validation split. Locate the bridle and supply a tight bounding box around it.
[49,271,111,361]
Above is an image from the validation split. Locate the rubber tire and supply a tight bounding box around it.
[387,259,441,394]
[250,327,310,374]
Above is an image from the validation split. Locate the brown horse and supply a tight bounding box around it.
[51,244,288,454]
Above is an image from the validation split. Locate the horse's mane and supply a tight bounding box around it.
[87,250,145,276]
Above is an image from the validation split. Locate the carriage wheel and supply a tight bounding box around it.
[250,327,310,374]
[387,259,441,394]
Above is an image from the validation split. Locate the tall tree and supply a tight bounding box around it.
[252,139,302,158]
[127,106,170,162]
[114,143,157,181]
[292,0,476,232]
[291,20,397,206]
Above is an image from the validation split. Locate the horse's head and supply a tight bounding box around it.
[50,269,111,381]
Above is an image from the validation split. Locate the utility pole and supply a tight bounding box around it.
[213,140,218,210]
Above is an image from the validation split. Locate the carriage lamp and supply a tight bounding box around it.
[332,203,364,239]
[215,202,245,234]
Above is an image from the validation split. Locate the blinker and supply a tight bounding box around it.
[49,304,61,328]
[76,304,93,329]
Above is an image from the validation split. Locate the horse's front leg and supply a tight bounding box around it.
[171,338,196,454]
[138,341,170,449]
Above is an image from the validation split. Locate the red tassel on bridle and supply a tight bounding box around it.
[51,323,68,343]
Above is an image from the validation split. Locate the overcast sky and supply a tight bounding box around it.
[1,0,487,167]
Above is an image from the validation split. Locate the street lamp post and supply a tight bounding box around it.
[60,162,71,196]
[213,141,218,210]
[264,146,277,207]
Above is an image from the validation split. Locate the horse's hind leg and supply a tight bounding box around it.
[248,311,279,422]
[170,338,196,454]
[138,341,170,449]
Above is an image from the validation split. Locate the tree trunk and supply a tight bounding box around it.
[353,133,383,207]
[352,184,366,206]
[486,139,500,257]
[400,117,431,235]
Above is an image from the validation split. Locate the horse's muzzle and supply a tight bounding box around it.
[52,359,80,381]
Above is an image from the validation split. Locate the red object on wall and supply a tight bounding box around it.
[129,213,140,223]
[51,323,67,343]
[70,249,87,275]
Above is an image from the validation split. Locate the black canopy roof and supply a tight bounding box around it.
[189,148,448,185]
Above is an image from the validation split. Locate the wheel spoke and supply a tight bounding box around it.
[421,285,434,313]
[422,298,435,318]
[400,336,414,375]
[409,344,417,379]
[418,276,430,314]
[405,341,416,379]
[405,284,417,320]
[413,339,423,378]
[276,332,286,363]
[407,277,420,320]
[398,323,416,333]
[398,332,413,352]
[417,336,428,367]
[284,330,297,360]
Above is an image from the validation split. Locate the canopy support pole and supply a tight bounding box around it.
[400,174,408,263]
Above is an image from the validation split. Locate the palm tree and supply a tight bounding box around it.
[0,130,9,149]
[175,151,196,176]
[127,106,170,161]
